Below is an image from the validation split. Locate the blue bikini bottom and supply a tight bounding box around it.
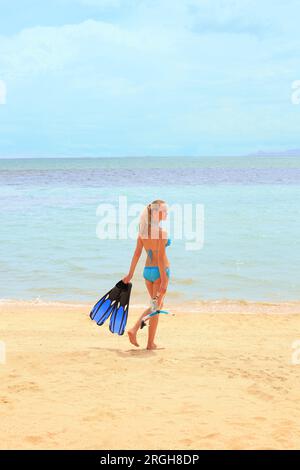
[143,266,170,283]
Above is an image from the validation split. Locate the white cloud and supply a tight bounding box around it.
[0,80,7,104]
[0,20,136,80]
[78,0,120,5]
[1,1,299,84]
[0,0,299,155]
[68,0,121,6]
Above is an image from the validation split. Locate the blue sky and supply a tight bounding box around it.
[0,0,299,157]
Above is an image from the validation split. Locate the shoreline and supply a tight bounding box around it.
[1,298,300,314]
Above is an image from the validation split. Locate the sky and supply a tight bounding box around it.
[0,0,299,157]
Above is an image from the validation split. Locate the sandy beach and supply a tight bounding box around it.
[1,300,300,450]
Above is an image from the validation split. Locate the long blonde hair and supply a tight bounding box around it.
[139,199,166,239]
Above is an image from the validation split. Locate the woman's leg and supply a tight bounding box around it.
[147,278,164,350]
[127,280,154,347]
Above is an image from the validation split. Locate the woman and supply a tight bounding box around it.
[123,200,171,350]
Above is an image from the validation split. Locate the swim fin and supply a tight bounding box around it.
[90,280,132,335]
[109,281,132,335]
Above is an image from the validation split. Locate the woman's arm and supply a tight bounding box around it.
[123,236,143,283]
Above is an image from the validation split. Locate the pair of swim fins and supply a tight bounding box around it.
[90,280,132,335]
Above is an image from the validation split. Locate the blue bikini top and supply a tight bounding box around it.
[147,238,171,262]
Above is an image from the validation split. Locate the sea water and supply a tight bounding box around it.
[0,156,299,303]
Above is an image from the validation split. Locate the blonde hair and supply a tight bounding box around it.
[139,199,166,239]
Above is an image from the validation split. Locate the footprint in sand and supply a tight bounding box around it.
[180,438,193,446]
[0,396,10,404]
[9,373,18,379]
[254,416,266,422]
[200,433,220,439]
[25,436,43,444]
[8,381,40,393]
[247,385,273,401]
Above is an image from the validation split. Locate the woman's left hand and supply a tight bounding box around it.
[123,274,132,284]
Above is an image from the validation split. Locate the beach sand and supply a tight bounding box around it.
[1,300,300,450]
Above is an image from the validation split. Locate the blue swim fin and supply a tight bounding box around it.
[90,280,132,335]
[109,282,132,335]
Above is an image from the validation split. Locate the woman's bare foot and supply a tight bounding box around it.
[146,343,157,350]
[128,330,139,347]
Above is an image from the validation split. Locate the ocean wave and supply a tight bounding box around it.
[1,297,300,309]
[0,297,89,308]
